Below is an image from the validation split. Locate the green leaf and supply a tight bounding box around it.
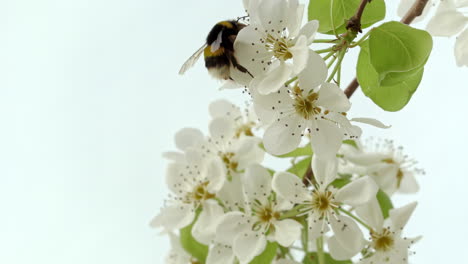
[357,41,425,111]
[287,157,312,178]
[303,252,352,264]
[180,213,208,263]
[331,174,352,188]
[369,21,433,76]
[343,139,358,149]
[368,68,424,111]
[278,145,313,158]
[259,143,312,158]
[308,0,385,34]
[249,242,278,264]
[376,189,393,219]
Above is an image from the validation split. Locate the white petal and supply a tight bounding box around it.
[426,9,467,37]
[263,116,303,155]
[150,203,195,231]
[184,148,204,166]
[312,155,338,187]
[310,119,344,160]
[289,35,309,74]
[256,0,288,31]
[218,175,245,211]
[455,28,468,67]
[236,138,265,170]
[330,214,365,256]
[165,163,189,194]
[253,63,294,95]
[175,128,204,151]
[192,200,225,244]
[252,86,292,125]
[272,171,311,204]
[350,117,391,128]
[342,150,390,166]
[205,157,227,193]
[209,99,242,119]
[298,51,328,90]
[456,0,468,7]
[242,164,272,205]
[307,212,328,241]
[317,83,351,112]
[273,219,302,246]
[335,176,378,206]
[298,20,319,44]
[328,235,359,260]
[162,151,186,163]
[355,198,384,230]
[233,231,267,264]
[229,67,253,87]
[215,212,250,245]
[209,117,235,140]
[286,0,304,36]
[234,26,270,76]
[206,244,235,264]
[398,171,420,194]
[390,202,418,230]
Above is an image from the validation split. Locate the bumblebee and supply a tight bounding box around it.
[179,20,251,80]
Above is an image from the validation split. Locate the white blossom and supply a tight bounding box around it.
[216,164,302,264]
[208,99,259,138]
[340,139,423,196]
[234,0,320,94]
[200,117,265,177]
[253,52,387,159]
[150,151,226,232]
[272,156,379,260]
[356,200,421,264]
[162,127,205,163]
[426,0,467,37]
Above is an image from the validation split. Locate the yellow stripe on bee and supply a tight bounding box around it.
[217,21,234,28]
[204,46,225,57]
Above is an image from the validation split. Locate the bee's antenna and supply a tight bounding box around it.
[236,15,249,22]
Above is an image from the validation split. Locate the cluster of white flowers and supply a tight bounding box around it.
[153,0,423,263]
[399,0,468,66]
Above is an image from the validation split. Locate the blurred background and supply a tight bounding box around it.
[0,0,466,263]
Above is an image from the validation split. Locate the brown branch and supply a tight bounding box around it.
[343,0,431,99]
[344,78,359,98]
[346,0,371,33]
[302,164,317,186]
[401,0,430,25]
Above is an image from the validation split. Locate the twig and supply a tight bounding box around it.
[346,0,370,33]
[401,0,430,25]
[343,0,431,99]
[302,164,316,185]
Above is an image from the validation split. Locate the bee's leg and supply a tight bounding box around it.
[227,52,254,78]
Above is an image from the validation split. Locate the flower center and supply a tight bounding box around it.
[220,152,238,172]
[256,206,281,223]
[190,182,215,202]
[371,228,395,252]
[311,190,337,217]
[265,34,293,61]
[235,122,255,138]
[382,158,404,188]
[293,87,321,120]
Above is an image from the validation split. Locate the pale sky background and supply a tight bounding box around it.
[0,0,466,263]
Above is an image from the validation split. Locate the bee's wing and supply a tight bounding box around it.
[178,44,207,75]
